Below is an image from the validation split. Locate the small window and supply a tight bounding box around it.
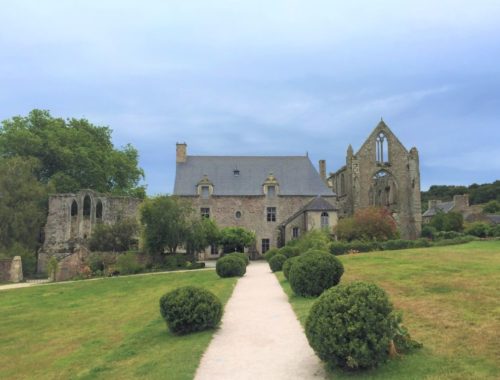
[201,207,210,219]
[201,186,209,199]
[267,185,275,197]
[262,238,270,253]
[321,212,329,228]
[83,195,91,217]
[235,211,242,219]
[292,227,300,239]
[267,207,276,222]
[233,169,240,176]
[71,200,78,217]
[210,244,218,255]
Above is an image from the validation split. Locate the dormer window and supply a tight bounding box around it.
[197,174,213,199]
[262,172,279,196]
[201,186,209,199]
[233,169,240,176]
[267,185,276,197]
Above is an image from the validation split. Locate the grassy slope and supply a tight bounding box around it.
[0,271,237,380]
[277,241,500,379]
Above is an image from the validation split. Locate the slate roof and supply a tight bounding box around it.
[280,196,336,227]
[422,201,455,217]
[486,214,500,224]
[174,156,334,196]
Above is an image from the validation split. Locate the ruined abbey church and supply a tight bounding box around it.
[41,120,421,262]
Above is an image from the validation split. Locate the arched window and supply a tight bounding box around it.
[71,200,78,217]
[376,133,389,163]
[321,212,329,228]
[96,200,103,220]
[83,195,91,217]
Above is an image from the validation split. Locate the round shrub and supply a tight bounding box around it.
[269,253,287,272]
[216,255,246,278]
[305,282,394,370]
[264,248,279,261]
[228,252,249,266]
[159,286,222,335]
[279,245,300,258]
[289,252,344,297]
[283,256,300,280]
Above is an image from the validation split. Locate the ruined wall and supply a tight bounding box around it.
[0,256,23,283]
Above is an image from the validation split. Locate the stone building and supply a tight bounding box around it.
[38,189,141,273]
[328,120,422,239]
[173,144,337,258]
[422,194,470,223]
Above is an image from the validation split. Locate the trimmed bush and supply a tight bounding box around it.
[435,230,463,240]
[279,245,300,258]
[228,252,250,266]
[413,238,432,248]
[464,222,492,238]
[330,241,350,255]
[305,282,394,370]
[421,225,437,239]
[381,239,414,251]
[283,256,300,280]
[264,248,279,261]
[159,286,222,334]
[269,254,287,272]
[289,252,344,297]
[216,255,246,278]
[348,240,378,252]
[116,252,143,274]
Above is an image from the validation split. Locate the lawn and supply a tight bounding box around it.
[277,240,500,380]
[0,270,237,380]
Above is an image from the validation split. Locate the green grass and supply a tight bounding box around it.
[277,240,500,379]
[0,270,237,380]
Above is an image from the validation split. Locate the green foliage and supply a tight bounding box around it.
[283,256,300,280]
[335,207,398,241]
[464,222,492,238]
[264,248,279,261]
[159,286,223,335]
[0,109,145,196]
[88,218,139,252]
[215,255,246,278]
[329,241,350,255]
[305,282,395,370]
[115,252,143,275]
[432,235,475,246]
[348,240,379,252]
[421,181,500,210]
[227,252,249,266]
[269,254,287,272]
[381,239,414,251]
[483,200,500,213]
[434,230,463,240]
[86,252,117,273]
[0,243,38,276]
[421,224,437,239]
[289,252,344,297]
[294,229,332,253]
[48,257,59,281]
[185,217,220,257]
[390,311,423,354]
[430,211,464,232]
[219,227,255,253]
[278,245,300,258]
[140,195,193,255]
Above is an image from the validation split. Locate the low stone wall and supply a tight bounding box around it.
[0,256,23,283]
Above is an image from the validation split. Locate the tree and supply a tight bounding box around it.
[483,200,500,214]
[140,195,192,255]
[0,156,51,273]
[0,109,145,197]
[335,207,398,241]
[430,211,463,232]
[219,227,256,253]
[88,217,139,252]
[185,218,220,258]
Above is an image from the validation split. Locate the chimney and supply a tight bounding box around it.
[319,160,326,181]
[176,143,187,163]
[428,200,439,210]
[453,194,469,210]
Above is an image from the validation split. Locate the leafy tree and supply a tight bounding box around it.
[185,218,220,258]
[430,211,463,232]
[335,207,398,241]
[483,200,500,214]
[0,109,145,197]
[88,217,139,252]
[219,227,256,253]
[140,195,192,255]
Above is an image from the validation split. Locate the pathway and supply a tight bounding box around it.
[195,261,326,380]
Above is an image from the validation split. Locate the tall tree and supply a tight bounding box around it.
[0,109,145,197]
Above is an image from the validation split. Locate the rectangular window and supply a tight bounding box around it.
[267,185,275,197]
[267,207,276,222]
[201,186,209,199]
[262,238,270,253]
[201,207,210,219]
[210,244,218,255]
[292,227,300,238]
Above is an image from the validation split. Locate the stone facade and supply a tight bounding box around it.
[0,256,23,283]
[39,189,141,273]
[328,120,422,239]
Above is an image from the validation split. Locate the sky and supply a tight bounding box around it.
[1,0,499,195]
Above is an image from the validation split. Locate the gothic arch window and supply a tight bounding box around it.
[71,200,78,217]
[83,195,91,217]
[376,132,389,163]
[321,212,329,228]
[96,200,103,220]
[370,170,398,210]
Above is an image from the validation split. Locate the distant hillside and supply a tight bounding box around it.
[421,180,500,211]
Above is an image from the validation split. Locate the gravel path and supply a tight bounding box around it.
[195,261,326,380]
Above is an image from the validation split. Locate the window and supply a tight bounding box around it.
[376,132,389,163]
[71,200,78,217]
[292,227,300,239]
[233,169,240,176]
[267,207,276,222]
[201,207,210,219]
[96,200,103,220]
[83,195,91,217]
[267,185,275,197]
[235,211,242,219]
[210,244,218,255]
[321,212,329,228]
[262,238,270,253]
[201,186,209,199]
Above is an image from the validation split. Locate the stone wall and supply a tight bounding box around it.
[0,256,23,283]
